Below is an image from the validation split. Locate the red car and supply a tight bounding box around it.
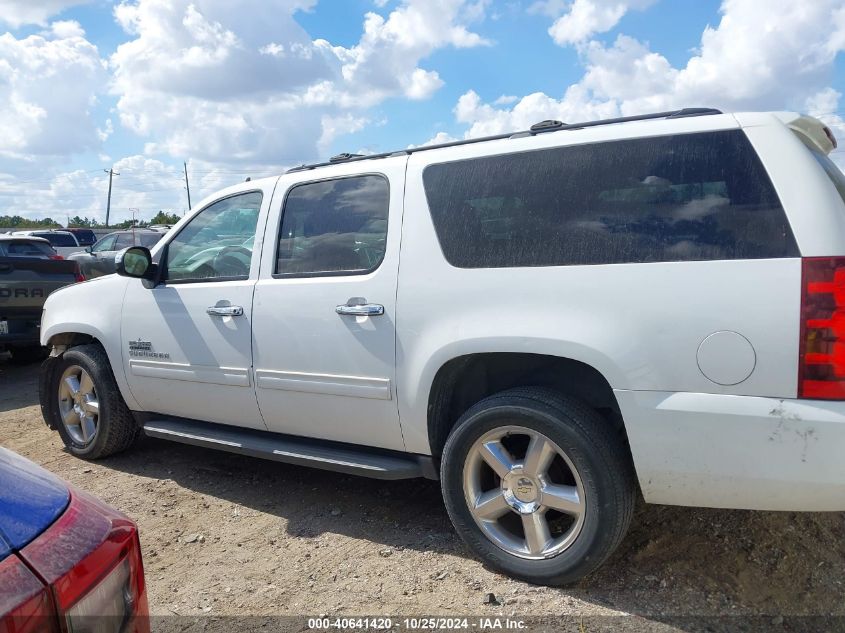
[0,447,148,632]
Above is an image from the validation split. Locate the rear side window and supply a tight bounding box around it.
[71,230,96,246]
[139,233,163,248]
[36,232,77,247]
[114,233,134,250]
[275,175,389,276]
[423,130,798,268]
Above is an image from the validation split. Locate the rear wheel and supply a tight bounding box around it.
[440,387,634,585]
[46,343,139,459]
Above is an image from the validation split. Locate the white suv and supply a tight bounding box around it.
[38,108,845,585]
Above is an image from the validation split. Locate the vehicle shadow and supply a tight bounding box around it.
[100,435,845,624]
[0,356,41,413]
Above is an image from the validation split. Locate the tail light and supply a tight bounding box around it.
[799,257,845,399]
[49,255,64,261]
[18,489,149,633]
[73,262,85,283]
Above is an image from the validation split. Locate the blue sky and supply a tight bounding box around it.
[0,0,843,224]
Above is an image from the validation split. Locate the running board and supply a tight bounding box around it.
[141,418,437,480]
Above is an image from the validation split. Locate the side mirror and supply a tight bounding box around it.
[115,246,154,280]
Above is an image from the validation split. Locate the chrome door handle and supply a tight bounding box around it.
[336,303,384,317]
[206,305,244,317]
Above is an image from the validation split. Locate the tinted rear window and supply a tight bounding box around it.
[275,175,389,276]
[423,130,798,268]
[36,232,77,247]
[70,229,96,245]
[5,241,55,256]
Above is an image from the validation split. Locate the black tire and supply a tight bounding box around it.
[440,387,634,586]
[10,346,48,365]
[45,343,139,459]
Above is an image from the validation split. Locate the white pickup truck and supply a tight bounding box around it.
[38,108,845,585]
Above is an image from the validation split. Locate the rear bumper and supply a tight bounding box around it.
[0,312,41,349]
[616,390,845,511]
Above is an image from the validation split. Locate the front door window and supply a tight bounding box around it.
[166,191,262,282]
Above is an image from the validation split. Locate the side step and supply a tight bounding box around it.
[142,417,437,481]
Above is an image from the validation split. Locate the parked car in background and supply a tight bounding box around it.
[36,109,845,586]
[68,230,164,279]
[0,235,61,260]
[147,224,172,232]
[0,446,148,632]
[12,231,82,258]
[1,236,82,363]
[64,228,97,247]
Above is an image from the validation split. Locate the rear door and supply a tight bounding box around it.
[251,157,407,450]
[120,184,274,430]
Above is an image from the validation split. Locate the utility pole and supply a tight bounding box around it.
[183,161,192,211]
[104,168,119,227]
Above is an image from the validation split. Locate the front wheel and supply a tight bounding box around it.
[45,343,139,459]
[440,387,634,585]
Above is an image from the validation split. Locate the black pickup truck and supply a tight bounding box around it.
[0,236,81,363]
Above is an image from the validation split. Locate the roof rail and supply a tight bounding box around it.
[286,107,722,174]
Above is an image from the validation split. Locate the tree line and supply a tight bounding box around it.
[0,211,182,230]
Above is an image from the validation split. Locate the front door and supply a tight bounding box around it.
[252,159,406,450]
[121,187,272,430]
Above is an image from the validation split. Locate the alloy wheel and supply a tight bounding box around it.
[57,365,100,446]
[462,425,586,559]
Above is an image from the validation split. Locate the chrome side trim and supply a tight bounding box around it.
[254,369,391,400]
[129,360,252,387]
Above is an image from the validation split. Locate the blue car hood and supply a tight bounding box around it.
[0,447,70,561]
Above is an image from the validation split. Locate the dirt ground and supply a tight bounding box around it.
[2,357,844,631]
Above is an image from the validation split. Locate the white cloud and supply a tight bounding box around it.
[533,0,657,46]
[0,0,92,28]
[0,24,106,159]
[408,131,459,148]
[109,0,489,165]
[315,0,490,105]
[806,87,845,169]
[453,0,845,137]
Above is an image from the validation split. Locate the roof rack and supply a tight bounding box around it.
[286,107,722,173]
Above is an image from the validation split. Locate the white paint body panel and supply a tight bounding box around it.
[616,390,845,511]
[120,278,264,428]
[41,274,142,410]
[250,157,407,451]
[40,111,845,510]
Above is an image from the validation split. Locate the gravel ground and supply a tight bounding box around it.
[1,357,844,632]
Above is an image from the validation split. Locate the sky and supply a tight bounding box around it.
[0,0,844,225]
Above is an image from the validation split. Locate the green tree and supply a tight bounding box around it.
[149,210,181,225]
[0,215,60,228]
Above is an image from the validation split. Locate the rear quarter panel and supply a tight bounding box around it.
[396,116,802,455]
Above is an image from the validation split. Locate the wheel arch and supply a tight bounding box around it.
[41,326,140,411]
[426,352,629,461]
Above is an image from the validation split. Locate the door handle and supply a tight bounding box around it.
[206,305,244,317]
[336,301,384,317]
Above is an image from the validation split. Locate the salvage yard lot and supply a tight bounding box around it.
[1,358,843,626]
